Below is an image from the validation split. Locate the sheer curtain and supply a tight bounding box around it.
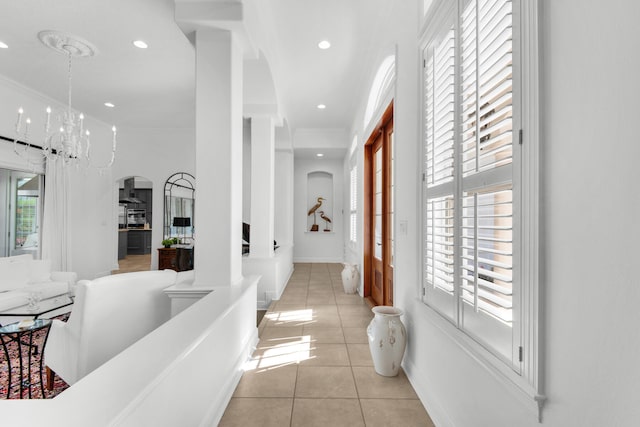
[41,157,71,271]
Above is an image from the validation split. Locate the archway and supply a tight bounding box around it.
[113,176,153,273]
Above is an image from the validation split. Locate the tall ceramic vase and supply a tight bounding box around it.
[367,306,406,376]
[341,263,359,294]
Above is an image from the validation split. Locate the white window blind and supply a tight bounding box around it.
[422,0,519,367]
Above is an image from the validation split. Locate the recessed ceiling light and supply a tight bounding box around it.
[104,102,115,108]
[317,104,326,109]
[318,40,331,50]
[133,40,148,49]
[0,41,8,49]
[316,153,324,157]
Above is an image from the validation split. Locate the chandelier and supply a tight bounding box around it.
[13,31,117,170]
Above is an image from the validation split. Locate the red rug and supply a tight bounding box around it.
[0,314,70,399]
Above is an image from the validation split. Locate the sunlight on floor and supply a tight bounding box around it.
[244,334,313,371]
[264,308,314,324]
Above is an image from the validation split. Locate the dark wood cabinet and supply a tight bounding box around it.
[158,248,177,270]
[158,247,193,272]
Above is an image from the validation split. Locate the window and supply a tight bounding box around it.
[0,168,42,257]
[422,0,539,395]
[349,165,357,244]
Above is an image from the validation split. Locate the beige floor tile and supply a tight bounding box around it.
[295,366,358,398]
[343,327,369,344]
[282,288,308,297]
[270,303,308,312]
[265,306,315,327]
[347,343,373,366]
[219,398,293,427]
[352,367,418,399]
[278,294,309,305]
[335,293,365,305]
[252,337,315,369]
[338,305,373,316]
[360,399,435,427]
[340,314,373,328]
[291,398,364,427]
[233,365,298,398]
[307,294,337,305]
[303,327,345,343]
[260,326,304,341]
[308,286,333,293]
[299,343,350,367]
[304,316,342,329]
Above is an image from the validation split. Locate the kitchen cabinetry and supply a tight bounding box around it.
[127,230,152,255]
[119,188,153,226]
[118,230,128,259]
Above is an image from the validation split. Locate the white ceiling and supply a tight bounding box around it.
[0,0,396,141]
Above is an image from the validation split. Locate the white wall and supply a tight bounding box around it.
[0,76,116,279]
[113,128,195,271]
[275,149,294,246]
[293,156,345,262]
[242,119,251,223]
[371,1,640,426]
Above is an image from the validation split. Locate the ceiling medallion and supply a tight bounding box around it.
[37,30,96,58]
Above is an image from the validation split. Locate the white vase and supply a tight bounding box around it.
[340,263,359,294]
[367,306,406,376]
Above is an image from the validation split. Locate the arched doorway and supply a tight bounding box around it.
[113,176,153,273]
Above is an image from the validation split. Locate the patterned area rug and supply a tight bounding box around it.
[0,314,70,399]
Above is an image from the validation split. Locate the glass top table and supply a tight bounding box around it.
[0,294,74,319]
[0,318,53,399]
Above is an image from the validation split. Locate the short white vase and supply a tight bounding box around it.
[367,306,406,376]
[340,263,359,294]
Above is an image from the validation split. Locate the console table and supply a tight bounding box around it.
[158,247,194,272]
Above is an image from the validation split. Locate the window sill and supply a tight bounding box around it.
[417,298,546,422]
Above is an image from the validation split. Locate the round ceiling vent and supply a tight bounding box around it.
[37,30,97,58]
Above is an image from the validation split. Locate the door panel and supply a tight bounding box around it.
[364,102,394,308]
[371,136,384,306]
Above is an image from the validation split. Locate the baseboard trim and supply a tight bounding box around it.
[201,327,259,427]
[403,358,454,427]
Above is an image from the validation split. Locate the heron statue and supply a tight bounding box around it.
[307,197,325,231]
[319,211,332,232]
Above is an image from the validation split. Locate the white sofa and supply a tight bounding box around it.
[0,254,77,312]
[44,269,177,387]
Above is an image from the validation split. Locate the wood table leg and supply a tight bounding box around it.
[45,366,55,391]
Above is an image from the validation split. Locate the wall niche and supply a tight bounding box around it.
[306,171,333,232]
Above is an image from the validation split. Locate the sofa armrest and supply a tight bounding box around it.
[45,318,80,385]
[50,271,78,284]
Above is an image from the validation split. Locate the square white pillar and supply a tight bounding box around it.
[193,29,243,286]
[249,116,275,258]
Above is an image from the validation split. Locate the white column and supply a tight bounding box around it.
[193,29,243,286]
[249,116,275,258]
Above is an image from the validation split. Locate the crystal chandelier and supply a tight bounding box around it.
[13,31,117,170]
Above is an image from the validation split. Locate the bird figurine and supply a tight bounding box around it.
[307,197,325,231]
[319,211,332,232]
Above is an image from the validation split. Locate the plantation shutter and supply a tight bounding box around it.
[459,0,515,362]
[423,21,456,321]
[422,0,519,365]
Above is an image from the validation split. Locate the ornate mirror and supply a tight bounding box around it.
[163,172,195,243]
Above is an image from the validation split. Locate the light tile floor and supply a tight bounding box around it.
[219,263,435,427]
